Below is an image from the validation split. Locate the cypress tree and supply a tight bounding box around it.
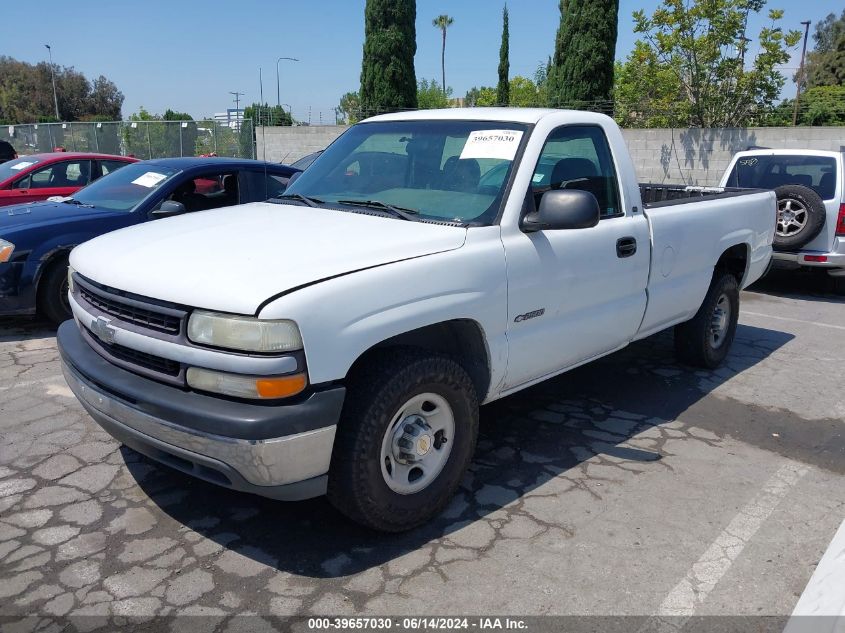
[360,0,418,115]
[497,5,510,106]
[548,0,619,109]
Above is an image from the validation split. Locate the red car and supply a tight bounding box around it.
[0,153,137,207]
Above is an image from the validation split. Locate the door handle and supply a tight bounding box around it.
[616,236,637,258]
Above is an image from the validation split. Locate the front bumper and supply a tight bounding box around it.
[0,262,34,315]
[58,320,345,500]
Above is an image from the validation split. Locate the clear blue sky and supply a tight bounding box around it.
[1,0,837,122]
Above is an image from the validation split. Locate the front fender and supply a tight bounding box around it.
[257,227,509,401]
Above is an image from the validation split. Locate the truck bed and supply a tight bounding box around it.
[640,183,764,208]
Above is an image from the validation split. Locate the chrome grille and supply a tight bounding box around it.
[81,326,182,382]
[76,277,183,335]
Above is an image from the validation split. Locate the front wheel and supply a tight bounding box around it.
[674,273,740,369]
[327,349,479,532]
[38,255,72,326]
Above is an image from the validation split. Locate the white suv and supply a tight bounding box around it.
[721,149,845,289]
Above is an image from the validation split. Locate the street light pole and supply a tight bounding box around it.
[792,21,812,127]
[276,57,299,109]
[44,44,60,120]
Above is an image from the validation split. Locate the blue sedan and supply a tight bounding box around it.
[0,157,299,323]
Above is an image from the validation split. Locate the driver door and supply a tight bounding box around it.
[501,125,650,391]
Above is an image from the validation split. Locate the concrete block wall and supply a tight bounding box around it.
[259,124,845,186]
[622,126,845,186]
[256,126,347,164]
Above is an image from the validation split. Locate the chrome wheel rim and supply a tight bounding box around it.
[709,293,731,349]
[776,198,808,237]
[379,392,455,495]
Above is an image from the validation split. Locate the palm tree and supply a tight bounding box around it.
[432,14,454,96]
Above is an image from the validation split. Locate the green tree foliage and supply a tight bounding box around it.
[0,56,123,124]
[547,0,619,108]
[613,43,687,127]
[497,5,510,106]
[433,14,454,96]
[805,11,845,88]
[769,86,845,126]
[243,103,293,127]
[464,86,497,107]
[509,77,543,107]
[616,0,801,127]
[360,0,418,115]
[337,92,363,124]
[465,76,541,107]
[417,79,452,109]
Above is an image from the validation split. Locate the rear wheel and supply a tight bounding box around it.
[674,273,739,369]
[327,349,478,532]
[37,255,71,326]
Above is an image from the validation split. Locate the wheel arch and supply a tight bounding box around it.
[345,319,492,402]
[715,242,750,286]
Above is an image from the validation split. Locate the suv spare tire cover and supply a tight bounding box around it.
[773,184,826,252]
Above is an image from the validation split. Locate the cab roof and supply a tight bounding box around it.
[362,107,608,125]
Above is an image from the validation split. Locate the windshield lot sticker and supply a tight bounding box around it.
[10,161,35,170]
[738,158,758,166]
[460,130,523,161]
[131,172,168,188]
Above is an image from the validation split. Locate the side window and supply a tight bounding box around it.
[166,172,238,212]
[99,160,130,177]
[532,126,621,218]
[28,160,91,189]
[240,170,291,202]
[13,174,31,189]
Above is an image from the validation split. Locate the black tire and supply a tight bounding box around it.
[37,255,71,326]
[327,349,479,532]
[674,273,740,369]
[773,185,826,251]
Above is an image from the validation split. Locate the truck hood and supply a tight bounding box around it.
[71,201,468,315]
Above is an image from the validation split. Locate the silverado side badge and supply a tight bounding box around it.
[514,308,545,323]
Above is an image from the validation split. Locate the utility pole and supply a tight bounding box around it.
[229,91,244,129]
[276,57,299,109]
[44,44,60,120]
[792,21,812,127]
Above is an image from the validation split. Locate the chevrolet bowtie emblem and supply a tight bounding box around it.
[90,316,116,344]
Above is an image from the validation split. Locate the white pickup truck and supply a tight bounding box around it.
[59,109,775,531]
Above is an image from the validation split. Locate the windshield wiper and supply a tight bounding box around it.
[274,193,323,207]
[337,199,419,221]
[61,198,95,208]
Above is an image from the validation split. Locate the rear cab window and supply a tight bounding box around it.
[726,155,838,200]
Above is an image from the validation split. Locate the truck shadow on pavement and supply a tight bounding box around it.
[0,316,56,343]
[122,320,845,580]
[748,268,845,304]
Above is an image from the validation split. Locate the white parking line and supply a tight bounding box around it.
[783,518,845,633]
[640,462,808,631]
[742,311,845,332]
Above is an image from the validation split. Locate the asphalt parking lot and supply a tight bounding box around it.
[1,269,843,630]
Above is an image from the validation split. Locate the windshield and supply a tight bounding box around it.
[0,157,42,182]
[72,163,180,211]
[283,120,529,224]
[726,154,837,200]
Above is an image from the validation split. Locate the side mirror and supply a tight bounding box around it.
[521,189,600,232]
[150,200,186,219]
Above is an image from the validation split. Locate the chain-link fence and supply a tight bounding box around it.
[0,120,256,159]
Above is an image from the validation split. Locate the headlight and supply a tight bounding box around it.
[0,239,14,263]
[186,367,307,399]
[67,265,76,294]
[187,310,303,353]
